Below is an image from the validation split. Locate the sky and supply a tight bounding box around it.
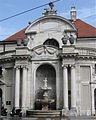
[0,0,96,41]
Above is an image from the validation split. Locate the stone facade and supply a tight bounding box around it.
[0,4,96,116]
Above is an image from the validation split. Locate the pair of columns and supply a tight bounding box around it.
[15,66,28,108]
[63,64,76,110]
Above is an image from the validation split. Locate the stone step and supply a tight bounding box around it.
[26,110,62,117]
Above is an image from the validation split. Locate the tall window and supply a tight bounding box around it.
[43,39,59,48]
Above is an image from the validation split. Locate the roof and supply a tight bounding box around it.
[74,19,96,38]
[4,19,96,42]
[4,27,27,41]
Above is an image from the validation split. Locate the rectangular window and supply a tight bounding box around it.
[6,101,11,105]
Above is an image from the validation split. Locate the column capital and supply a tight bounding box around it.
[62,64,68,68]
[21,65,28,69]
[14,65,20,69]
[69,64,75,68]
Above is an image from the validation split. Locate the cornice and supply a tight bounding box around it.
[59,52,96,61]
[0,56,14,63]
[59,53,78,58]
[0,54,32,63]
[12,54,32,60]
[76,55,95,60]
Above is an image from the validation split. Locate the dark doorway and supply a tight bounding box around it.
[94,89,96,110]
[0,89,2,115]
[68,66,71,110]
[35,64,56,110]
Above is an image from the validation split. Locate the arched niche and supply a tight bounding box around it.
[35,64,56,110]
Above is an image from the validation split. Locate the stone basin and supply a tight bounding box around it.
[41,86,52,90]
[26,110,62,117]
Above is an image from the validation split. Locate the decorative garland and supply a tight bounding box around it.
[34,46,57,55]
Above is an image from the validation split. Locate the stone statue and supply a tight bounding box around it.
[43,2,57,16]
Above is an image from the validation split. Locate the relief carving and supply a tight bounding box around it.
[33,45,57,55]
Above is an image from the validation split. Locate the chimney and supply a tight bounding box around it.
[70,7,77,21]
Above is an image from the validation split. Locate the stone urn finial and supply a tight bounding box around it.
[61,34,69,45]
[23,38,29,46]
[69,35,75,44]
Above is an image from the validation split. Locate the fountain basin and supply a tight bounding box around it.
[26,110,62,117]
[41,86,52,90]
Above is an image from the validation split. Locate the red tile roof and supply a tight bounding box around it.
[74,19,96,38]
[4,19,96,41]
[4,27,27,41]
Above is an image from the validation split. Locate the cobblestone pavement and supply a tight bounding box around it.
[0,116,96,120]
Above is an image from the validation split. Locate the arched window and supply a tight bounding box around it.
[43,38,59,48]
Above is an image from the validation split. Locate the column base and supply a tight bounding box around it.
[21,107,27,116]
[62,108,69,116]
[15,107,20,110]
[69,107,77,116]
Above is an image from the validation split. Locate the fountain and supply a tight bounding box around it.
[27,78,62,117]
[37,78,54,110]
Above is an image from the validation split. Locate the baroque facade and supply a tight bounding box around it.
[0,3,96,116]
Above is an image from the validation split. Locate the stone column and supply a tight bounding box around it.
[15,66,20,108]
[71,65,76,110]
[22,66,27,109]
[2,68,6,106]
[63,65,68,109]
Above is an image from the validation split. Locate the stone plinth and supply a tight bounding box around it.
[62,45,75,53]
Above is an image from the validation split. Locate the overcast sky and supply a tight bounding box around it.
[0,0,96,41]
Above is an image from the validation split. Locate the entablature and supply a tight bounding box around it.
[59,46,96,61]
